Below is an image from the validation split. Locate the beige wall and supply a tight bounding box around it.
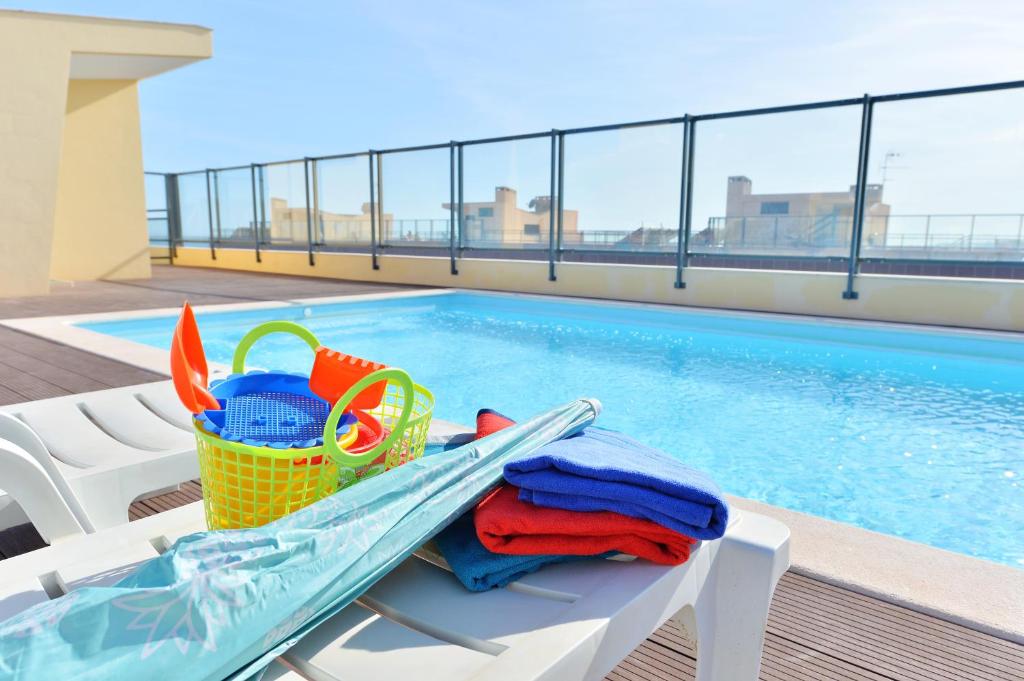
[0,10,210,297]
[170,246,1024,332]
[0,19,71,297]
[51,79,150,281]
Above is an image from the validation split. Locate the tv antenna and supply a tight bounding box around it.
[880,151,906,185]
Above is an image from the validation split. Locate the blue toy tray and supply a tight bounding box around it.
[197,370,356,449]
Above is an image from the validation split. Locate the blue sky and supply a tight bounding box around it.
[20,1,1024,237]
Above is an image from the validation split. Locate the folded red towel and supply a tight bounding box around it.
[475,484,697,565]
[475,408,516,439]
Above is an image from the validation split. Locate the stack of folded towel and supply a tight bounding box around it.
[435,409,729,592]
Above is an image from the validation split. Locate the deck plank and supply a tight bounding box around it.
[0,265,420,407]
[0,265,1021,681]
[779,573,1024,660]
[0,327,164,404]
[0,264,420,320]
[0,524,47,560]
[771,582,1023,679]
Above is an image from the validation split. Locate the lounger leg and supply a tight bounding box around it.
[692,512,789,681]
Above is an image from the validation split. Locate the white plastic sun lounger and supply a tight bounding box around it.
[0,380,198,542]
[0,499,789,680]
[0,379,496,547]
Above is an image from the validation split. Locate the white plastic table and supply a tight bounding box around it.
[0,501,788,681]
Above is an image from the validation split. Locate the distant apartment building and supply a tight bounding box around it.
[263,198,391,244]
[261,186,578,247]
[701,176,891,250]
[445,187,579,247]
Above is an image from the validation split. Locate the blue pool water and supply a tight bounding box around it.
[80,292,1024,567]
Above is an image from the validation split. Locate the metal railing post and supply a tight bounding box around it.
[312,158,322,247]
[204,169,217,260]
[212,170,223,245]
[675,115,693,289]
[843,94,874,300]
[548,130,558,281]
[374,152,383,269]
[164,173,180,262]
[368,151,379,270]
[449,142,458,274]
[457,144,464,253]
[303,158,315,266]
[556,132,565,260]
[249,164,261,263]
[257,165,267,249]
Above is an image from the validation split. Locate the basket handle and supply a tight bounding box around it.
[322,368,414,468]
[231,321,321,374]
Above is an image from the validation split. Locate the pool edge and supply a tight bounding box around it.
[0,288,456,375]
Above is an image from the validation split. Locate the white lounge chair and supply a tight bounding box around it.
[0,379,494,546]
[0,498,789,680]
[0,380,198,542]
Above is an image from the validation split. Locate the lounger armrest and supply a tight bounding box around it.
[0,438,87,544]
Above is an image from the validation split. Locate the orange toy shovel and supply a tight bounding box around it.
[308,347,388,410]
[170,302,219,414]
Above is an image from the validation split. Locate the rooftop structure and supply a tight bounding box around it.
[444,186,580,247]
[0,9,1021,681]
[0,10,211,297]
[702,175,892,251]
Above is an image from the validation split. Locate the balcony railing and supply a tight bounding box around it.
[146,78,1024,292]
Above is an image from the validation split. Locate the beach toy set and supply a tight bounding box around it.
[170,303,434,530]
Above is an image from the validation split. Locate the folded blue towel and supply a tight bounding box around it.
[504,427,729,540]
[435,512,594,592]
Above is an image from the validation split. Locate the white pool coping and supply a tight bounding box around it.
[1,288,456,375]
[3,287,1022,643]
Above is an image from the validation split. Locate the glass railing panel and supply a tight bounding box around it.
[378,148,449,248]
[561,123,683,254]
[690,106,861,258]
[144,173,167,212]
[177,171,211,246]
[147,215,170,243]
[461,136,551,250]
[261,161,310,249]
[144,173,169,246]
[314,155,372,248]
[863,88,1024,262]
[213,167,256,245]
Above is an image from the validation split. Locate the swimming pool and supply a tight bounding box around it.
[80,291,1024,567]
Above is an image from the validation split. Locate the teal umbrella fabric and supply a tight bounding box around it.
[0,398,600,680]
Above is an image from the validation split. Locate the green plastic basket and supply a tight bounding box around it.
[194,321,433,530]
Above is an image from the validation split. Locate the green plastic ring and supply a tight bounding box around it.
[322,367,414,468]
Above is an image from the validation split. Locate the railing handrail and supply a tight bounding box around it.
[707,212,1024,221]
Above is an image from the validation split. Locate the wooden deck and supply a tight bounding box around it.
[0,264,420,320]
[0,265,419,406]
[0,264,1021,680]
